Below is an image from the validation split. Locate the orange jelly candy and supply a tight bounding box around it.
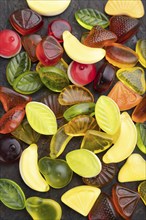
[108,81,142,111]
[132,94,146,123]
[105,43,139,68]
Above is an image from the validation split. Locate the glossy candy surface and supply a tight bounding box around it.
[132,94,146,123]
[136,123,146,154]
[136,39,146,68]
[138,181,146,205]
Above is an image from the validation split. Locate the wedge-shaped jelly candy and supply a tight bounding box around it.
[58,85,94,105]
[105,0,144,18]
[132,94,146,123]
[81,130,113,154]
[61,185,101,216]
[26,102,57,135]
[110,15,139,43]
[26,197,62,220]
[138,181,146,205]
[10,8,43,35]
[94,62,116,93]
[116,67,145,95]
[83,25,117,48]
[112,184,140,219]
[0,86,32,112]
[88,193,119,220]
[136,123,146,154]
[105,43,139,68]
[39,157,73,188]
[108,81,143,111]
[83,162,116,188]
[95,95,121,136]
[136,39,146,68]
[118,153,146,182]
[103,112,137,163]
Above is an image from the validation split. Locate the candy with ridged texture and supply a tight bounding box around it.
[132,94,146,123]
[83,25,117,48]
[138,181,146,205]
[109,15,139,43]
[105,43,139,68]
[136,39,146,68]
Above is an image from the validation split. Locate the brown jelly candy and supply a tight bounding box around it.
[132,94,146,123]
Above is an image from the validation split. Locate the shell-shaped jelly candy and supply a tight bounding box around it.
[83,25,117,48]
[138,181,146,205]
[116,67,145,95]
[108,81,143,111]
[112,184,140,219]
[136,39,146,68]
[136,123,146,154]
[109,15,139,43]
[105,43,139,68]
[26,197,62,220]
[58,85,94,105]
[132,94,146,123]
[10,8,43,35]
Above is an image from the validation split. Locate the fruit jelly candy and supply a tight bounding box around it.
[136,39,146,68]
[132,94,146,123]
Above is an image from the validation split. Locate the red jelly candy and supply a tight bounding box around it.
[22,34,42,62]
[0,106,25,134]
[83,25,117,48]
[112,184,140,219]
[36,36,64,66]
[132,94,146,123]
[110,15,139,43]
[9,8,43,35]
[48,19,72,43]
[0,86,32,112]
[0,29,21,58]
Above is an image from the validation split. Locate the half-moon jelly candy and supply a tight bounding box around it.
[0,29,21,58]
[136,39,146,68]
[132,94,146,123]
[36,36,63,66]
[105,43,139,68]
[10,8,43,35]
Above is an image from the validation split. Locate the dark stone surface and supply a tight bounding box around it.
[0,1,146,220]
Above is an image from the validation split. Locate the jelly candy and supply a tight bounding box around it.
[9,8,43,35]
[109,15,139,43]
[48,19,71,43]
[0,29,21,58]
[58,85,94,105]
[21,34,42,62]
[136,123,146,154]
[26,197,62,220]
[83,25,117,48]
[118,153,146,182]
[112,184,140,219]
[136,39,146,68]
[138,181,146,205]
[36,36,64,66]
[116,67,145,95]
[0,106,25,134]
[105,43,139,68]
[67,61,96,86]
[75,8,109,30]
[0,136,22,163]
[0,86,32,112]
[108,81,143,111]
[93,62,116,93]
[38,157,73,188]
[83,162,116,188]
[88,193,119,220]
[132,94,146,123]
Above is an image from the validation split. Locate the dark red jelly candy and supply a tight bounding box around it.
[36,36,64,66]
[48,19,72,43]
[112,184,140,219]
[9,8,43,35]
[110,15,139,43]
[88,193,119,220]
[0,136,22,163]
[0,86,32,112]
[94,63,116,93]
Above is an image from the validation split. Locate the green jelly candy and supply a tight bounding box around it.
[6,52,31,86]
[136,39,146,68]
[0,179,26,210]
[136,123,146,154]
[39,157,73,188]
[81,130,113,154]
[26,197,62,220]
[63,102,95,121]
[75,8,109,30]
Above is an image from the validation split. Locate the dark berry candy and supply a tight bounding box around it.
[48,19,72,43]
[9,8,43,35]
[0,136,22,163]
[110,15,139,43]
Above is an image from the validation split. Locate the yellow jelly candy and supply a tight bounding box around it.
[136,39,146,68]
[138,181,146,205]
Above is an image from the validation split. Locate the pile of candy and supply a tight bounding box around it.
[0,0,146,219]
